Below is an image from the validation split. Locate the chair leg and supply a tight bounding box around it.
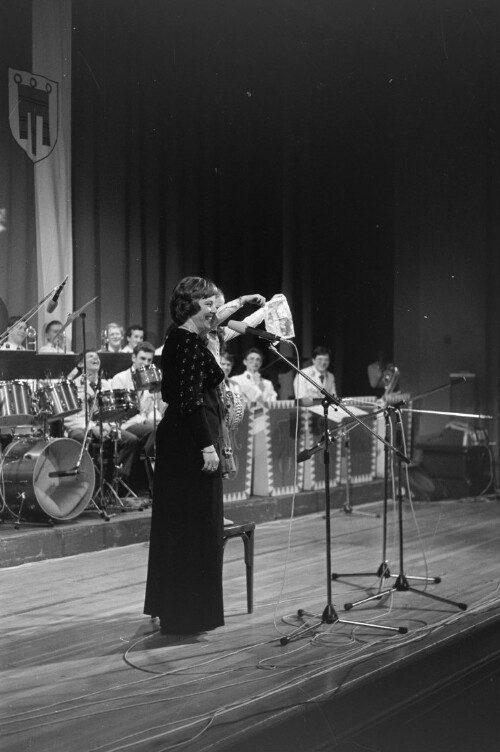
[222,527,255,614]
[242,530,254,614]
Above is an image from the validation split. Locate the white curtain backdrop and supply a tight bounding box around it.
[32,0,73,349]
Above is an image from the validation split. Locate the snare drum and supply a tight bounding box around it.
[132,365,162,393]
[1,437,95,522]
[0,381,34,427]
[94,389,139,421]
[36,380,81,422]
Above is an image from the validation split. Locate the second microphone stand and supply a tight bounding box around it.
[272,345,408,645]
[334,406,467,613]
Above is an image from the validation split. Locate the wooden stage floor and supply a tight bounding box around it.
[1,496,500,752]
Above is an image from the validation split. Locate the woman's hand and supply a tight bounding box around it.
[201,446,220,473]
[242,294,266,307]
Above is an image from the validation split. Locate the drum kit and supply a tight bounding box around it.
[0,378,91,526]
[0,364,162,526]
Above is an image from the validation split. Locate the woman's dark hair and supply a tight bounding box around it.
[170,276,218,325]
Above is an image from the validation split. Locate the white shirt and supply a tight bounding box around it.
[231,370,277,405]
[293,366,336,401]
[0,342,25,350]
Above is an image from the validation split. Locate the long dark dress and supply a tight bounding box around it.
[144,327,225,633]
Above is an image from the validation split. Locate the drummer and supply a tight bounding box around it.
[64,350,141,492]
[111,341,165,458]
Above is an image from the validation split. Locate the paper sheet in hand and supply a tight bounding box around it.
[264,294,295,339]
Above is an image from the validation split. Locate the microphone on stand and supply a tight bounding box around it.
[297,435,329,463]
[47,275,69,313]
[297,431,332,462]
[227,320,285,342]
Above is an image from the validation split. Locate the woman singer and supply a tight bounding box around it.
[144,276,225,634]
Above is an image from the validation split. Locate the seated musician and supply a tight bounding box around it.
[219,350,241,393]
[99,322,125,353]
[0,316,27,350]
[64,350,141,493]
[111,341,165,458]
[231,347,278,406]
[38,319,74,354]
[120,324,144,353]
[293,346,337,407]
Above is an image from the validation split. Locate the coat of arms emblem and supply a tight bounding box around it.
[8,68,59,163]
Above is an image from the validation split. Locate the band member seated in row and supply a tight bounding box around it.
[111,341,166,458]
[0,316,27,350]
[220,350,241,393]
[99,322,124,353]
[121,324,145,353]
[231,347,278,406]
[293,346,337,406]
[64,350,142,493]
[38,319,74,354]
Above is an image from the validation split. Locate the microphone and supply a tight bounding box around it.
[297,432,332,463]
[297,448,314,463]
[47,275,69,313]
[48,468,79,478]
[227,320,285,342]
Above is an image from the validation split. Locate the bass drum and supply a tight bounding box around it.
[1,438,95,522]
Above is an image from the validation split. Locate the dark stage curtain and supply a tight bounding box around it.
[0,1,395,393]
[71,0,395,393]
[0,0,37,334]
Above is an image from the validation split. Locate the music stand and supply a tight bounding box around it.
[269,344,408,645]
[307,404,382,519]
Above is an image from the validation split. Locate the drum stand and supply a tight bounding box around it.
[333,407,467,613]
[75,312,112,521]
[90,390,139,513]
[107,426,140,503]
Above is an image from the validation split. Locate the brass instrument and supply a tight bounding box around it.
[25,325,37,351]
[382,365,399,397]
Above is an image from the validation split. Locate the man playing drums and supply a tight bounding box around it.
[111,341,165,460]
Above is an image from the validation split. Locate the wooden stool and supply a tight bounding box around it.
[222,521,255,614]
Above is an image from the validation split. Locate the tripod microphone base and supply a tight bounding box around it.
[344,573,467,612]
[279,603,408,645]
[332,560,392,581]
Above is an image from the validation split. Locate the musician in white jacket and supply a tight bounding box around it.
[111,341,165,458]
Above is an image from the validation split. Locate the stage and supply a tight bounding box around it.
[1,494,500,752]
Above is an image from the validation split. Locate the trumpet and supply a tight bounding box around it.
[26,325,38,351]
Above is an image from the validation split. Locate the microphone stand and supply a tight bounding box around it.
[331,378,485,611]
[269,342,408,645]
[77,312,110,521]
[338,406,468,613]
[0,288,55,345]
